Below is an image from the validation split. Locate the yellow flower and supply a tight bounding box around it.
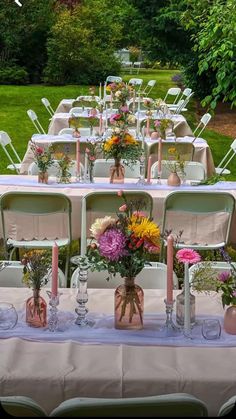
[103,139,113,152]
[124,133,137,145]
[168,147,176,154]
[128,216,160,246]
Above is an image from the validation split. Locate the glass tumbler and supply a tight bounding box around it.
[202,319,221,340]
[0,302,18,330]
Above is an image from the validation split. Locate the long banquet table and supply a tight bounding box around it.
[0,176,235,246]
[0,287,236,416]
[20,134,215,177]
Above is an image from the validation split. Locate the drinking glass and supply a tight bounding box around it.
[202,319,221,340]
[0,302,18,330]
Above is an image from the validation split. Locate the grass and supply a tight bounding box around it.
[0,68,235,179]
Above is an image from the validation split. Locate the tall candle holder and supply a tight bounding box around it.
[160,299,181,337]
[74,256,94,327]
[46,291,61,332]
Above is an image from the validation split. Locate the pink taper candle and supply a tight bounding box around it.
[166,234,174,304]
[158,137,162,175]
[99,113,103,136]
[51,242,58,297]
[146,117,150,137]
[147,156,152,183]
[76,139,80,175]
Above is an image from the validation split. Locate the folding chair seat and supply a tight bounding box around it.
[164,87,181,104]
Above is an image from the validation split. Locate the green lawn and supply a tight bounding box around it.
[0,69,235,180]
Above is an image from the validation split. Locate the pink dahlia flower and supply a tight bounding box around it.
[218,271,231,282]
[98,228,127,261]
[176,248,201,264]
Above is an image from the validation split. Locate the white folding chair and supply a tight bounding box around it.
[41,97,55,117]
[27,109,46,134]
[0,191,72,280]
[170,92,194,114]
[160,191,235,260]
[93,159,141,178]
[58,127,91,137]
[105,76,122,84]
[0,131,22,173]
[128,78,143,92]
[140,80,156,96]
[193,113,212,139]
[0,395,47,417]
[215,138,236,176]
[0,260,66,287]
[133,61,142,74]
[151,161,205,181]
[164,87,181,104]
[218,395,236,416]
[71,262,178,289]
[178,88,192,102]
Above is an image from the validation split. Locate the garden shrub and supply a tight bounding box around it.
[0,65,29,85]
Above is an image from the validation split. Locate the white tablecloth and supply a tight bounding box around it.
[0,287,235,416]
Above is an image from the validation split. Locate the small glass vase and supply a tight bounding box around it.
[176,286,196,327]
[167,171,181,186]
[72,128,81,138]
[114,277,144,330]
[57,170,71,184]
[110,159,125,184]
[224,305,236,334]
[26,289,47,328]
[38,171,48,184]
[88,162,94,183]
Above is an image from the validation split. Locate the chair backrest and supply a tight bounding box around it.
[174,92,194,114]
[218,395,236,416]
[144,79,156,95]
[93,159,141,178]
[27,109,46,134]
[0,395,47,417]
[164,87,181,104]
[0,260,66,287]
[193,113,212,138]
[162,191,235,250]
[69,107,84,116]
[105,76,122,83]
[179,88,192,101]
[80,191,153,256]
[151,161,205,181]
[148,141,194,163]
[50,393,208,417]
[128,78,143,86]
[71,261,178,289]
[216,138,236,174]
[0,130,21,172]
[41,97,55,117]
[58,127,91,137]
[0,191,72,249]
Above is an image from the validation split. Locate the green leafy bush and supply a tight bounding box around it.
[0,65,29,85]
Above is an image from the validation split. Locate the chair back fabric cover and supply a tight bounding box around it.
[161,191,235,253]
[50,393,208,417]
[0,395,47,417]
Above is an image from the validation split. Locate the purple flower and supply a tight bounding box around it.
[233,291,236,297]
[98,228,128,261]
[218,271,231,282]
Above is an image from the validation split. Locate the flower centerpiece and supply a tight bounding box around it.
[84,139,101,183]
[102,106,141,183]
[106,82,133,106]
[87,191,160,329]
[54,152,73,183]
[164,146,186,186]
[69,114,81,137]
[30,141,54,184]
[22,250,52,328]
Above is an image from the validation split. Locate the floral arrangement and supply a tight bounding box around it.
[30,141,54,173]
[106,82,134,106]
[69,114,81,130]
[85,139,101,181]
[191,248,236,308]
[143,98,154,116]
[164,146,186,175]
[54,152,73,183]
[87,191,160,279]
[22,250,51,290]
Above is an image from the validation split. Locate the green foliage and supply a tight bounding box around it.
[0,65,29,85]
[182,0,236,108]
[44,0,125,85]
